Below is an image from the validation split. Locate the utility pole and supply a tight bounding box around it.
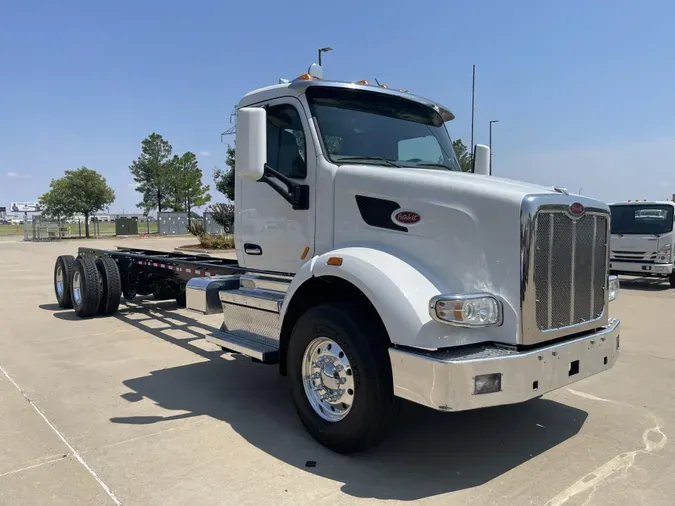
[489,120,499,174]
[470,64,476,153]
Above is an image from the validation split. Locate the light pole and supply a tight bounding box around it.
[318,47,333,66]
[489,120,499,174]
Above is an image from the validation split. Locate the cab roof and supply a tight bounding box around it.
[238,79,455,122]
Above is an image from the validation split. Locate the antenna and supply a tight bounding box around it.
[374,78,381,86]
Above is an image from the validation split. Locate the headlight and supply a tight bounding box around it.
[608,275,620,302]
[430,294,502,327]
[658,244,672,263]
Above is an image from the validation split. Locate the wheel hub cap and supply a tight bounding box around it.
[302,337,355,422]
[56,265,64,298]
[72,271,82,305]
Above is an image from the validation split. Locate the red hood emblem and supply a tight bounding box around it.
[394,211,421,225]
[570,202,585,217]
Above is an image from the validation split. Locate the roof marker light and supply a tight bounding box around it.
[356,80,370,85]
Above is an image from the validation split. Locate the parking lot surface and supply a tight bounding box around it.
[1,236,674,505]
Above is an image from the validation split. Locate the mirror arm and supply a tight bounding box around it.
[262,164,310,210]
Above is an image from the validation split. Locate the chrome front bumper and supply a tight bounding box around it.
[389,318,620,411]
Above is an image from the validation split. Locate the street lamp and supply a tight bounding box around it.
[318,47,333,66]
[489,120,499,174]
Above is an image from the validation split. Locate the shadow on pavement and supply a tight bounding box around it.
[616,277,672,292]
[38,303,69,311]
[79,300,588,501]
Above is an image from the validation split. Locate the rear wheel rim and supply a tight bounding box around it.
[72,270,82,306]
[302,337,355,422]
[56,265,64,298]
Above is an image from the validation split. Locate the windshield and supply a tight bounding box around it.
[610,204,675,235]
[306,87,461,171]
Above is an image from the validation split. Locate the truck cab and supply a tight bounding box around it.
[609,200,675,287]
[59,65,621,454]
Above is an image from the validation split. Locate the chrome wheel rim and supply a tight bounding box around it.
[56,265,64,298]
[302,337,355,422]
[72,270,82,306]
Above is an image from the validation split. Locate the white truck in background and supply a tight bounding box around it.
[609,201,675,287]
[53,64,621,454]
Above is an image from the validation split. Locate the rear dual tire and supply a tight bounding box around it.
[55,255,122,317]
[54,255,76,308]
[96,257,121,315]
[71,256,101,318]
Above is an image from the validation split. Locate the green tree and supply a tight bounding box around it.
[453,139,474,172]
[213,144,235,201]
[130,133,174,213]
[171,152,211,226]
[38,177,73,221]
[39,167,115,238]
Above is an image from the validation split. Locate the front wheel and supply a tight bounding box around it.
[287,303,397,454]
[669,271,675,288]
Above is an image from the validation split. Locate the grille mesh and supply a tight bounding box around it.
[534,212,607,331]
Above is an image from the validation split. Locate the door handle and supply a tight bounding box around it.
[244,243,262,255]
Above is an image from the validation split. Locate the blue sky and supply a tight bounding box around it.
[2,0,675,213]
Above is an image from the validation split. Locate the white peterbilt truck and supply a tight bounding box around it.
[609,200,675,287]
[53,65,621,453]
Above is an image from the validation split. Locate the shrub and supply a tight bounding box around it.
[198,233,235,250]
[188,220,206,237]
[210,203,234,233]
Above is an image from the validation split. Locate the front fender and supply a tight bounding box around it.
[280,247,451,348]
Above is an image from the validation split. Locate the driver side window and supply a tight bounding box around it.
[266,105,307,179]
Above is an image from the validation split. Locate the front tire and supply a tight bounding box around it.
[287,303,397,454]
[669,271,675,288]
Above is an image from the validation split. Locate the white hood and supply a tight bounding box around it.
[332,165,580,346]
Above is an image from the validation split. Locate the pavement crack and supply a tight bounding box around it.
[0,454,69,479]
[544,390,668,506]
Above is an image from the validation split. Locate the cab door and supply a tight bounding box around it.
[236,97,316,273]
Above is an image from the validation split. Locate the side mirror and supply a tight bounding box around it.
[235,107,267,181]
[472,144,490,176]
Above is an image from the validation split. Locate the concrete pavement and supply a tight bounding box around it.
[0,236,674,505]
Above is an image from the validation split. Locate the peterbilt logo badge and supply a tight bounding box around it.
[393,211,421,225]
[569,202,585,217]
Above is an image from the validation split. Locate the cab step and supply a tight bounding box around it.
[219,287,284,312]
[238,273,291,293]
[208,329,279,363]
[205,279,287,364]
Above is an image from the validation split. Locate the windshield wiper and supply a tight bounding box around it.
[334,156,401,167]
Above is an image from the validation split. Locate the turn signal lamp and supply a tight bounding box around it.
[608,275,620,302]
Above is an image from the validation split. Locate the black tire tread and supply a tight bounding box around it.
[72,256,101,318]
[287,302,396,454]
[175,290,186,307]
[54,255,76,309]
[96,257,122,315]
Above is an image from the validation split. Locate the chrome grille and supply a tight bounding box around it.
[533,212,607,331]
